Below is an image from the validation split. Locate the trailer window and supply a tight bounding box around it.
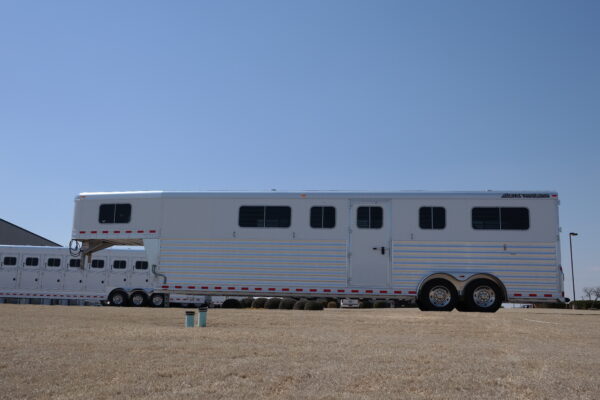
[113,260,126,269]
[47,258,61,267]
[135,261,148,270]
[91,260,105,269]
[357,207,383,229]
[69,259,81,268]
[3,257,17,266]
[472,207,529,230]
[239,206,291,228]
[25,257,39,266]
[310,206,336,228]
[99,204,131,224]
[419,207,446,229]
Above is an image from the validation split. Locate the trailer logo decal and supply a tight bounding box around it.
[501,193,551,198]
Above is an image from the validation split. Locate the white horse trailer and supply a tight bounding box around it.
[70,191,566,312]
[0,245,207,307]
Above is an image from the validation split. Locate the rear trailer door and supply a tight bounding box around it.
[349,200,391,288]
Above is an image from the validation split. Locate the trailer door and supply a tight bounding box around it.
[349,200,391,288]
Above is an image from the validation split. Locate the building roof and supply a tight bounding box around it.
[0,219,61,247]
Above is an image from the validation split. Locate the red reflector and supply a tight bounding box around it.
[366,290,373,293]
[544,294,552,297]
[126,230,132,233]
[149,230,156,233]
[409,291,416,295]
[514,293,522,297]
[268,288,276,291]
[380,290,388,294]
[337,290,345,293]
[295,289,303,292]
[241,287,248,290]
[174,286,182,289]
[324,289,331,293]
[282,288,289,291]
[102,231,108,234]
[201,286,208,289]
[351,290,359,293]
[187,286,195,289]
[394,290,402,294]
[255,288,262,291]
[228,287,235,290]
[137,230,144,233]
[79,231,85,234]
[161,285,169,289]
[309,289,317,292]
[551,194,558,198]
[91,231,97,234]
[214,286,221,289]
[113,231,120,233]
[529,294,537,297]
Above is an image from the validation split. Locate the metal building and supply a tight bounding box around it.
[0,218,60,247]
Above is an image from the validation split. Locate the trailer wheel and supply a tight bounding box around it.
[130,291,148,307]
[465,279,502,313]
[150,293,165,308]
[109,290,129,307]
[418,279,457,311]
[455,300,472,312]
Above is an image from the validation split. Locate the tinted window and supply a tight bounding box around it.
[3,257,17,266]
[69,259,81,268]
[47,258,61,267]
[472,207,529,230]
[310,206,336,228]
[135,261,148,270]
[99,204,131,224]
[25,257,39,266]
[419,207,446,229]
[500,208,529,230]
[113,260,126,269]
[91,260,105,269]
[239,206,291,228]
[357,206,383,229]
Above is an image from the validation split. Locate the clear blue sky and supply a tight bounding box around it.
[1,1,598,299]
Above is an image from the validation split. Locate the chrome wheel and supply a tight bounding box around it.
[131,293,145,306]
[429,285,452,308]
[472,286,496,308]
[111,292,126,306]
[151,294,164,307]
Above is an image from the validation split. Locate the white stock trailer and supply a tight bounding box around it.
[70,190,566,312]
[0,245,207,307]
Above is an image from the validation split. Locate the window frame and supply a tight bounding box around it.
[134,261,149,271]
[112,260,127,270]
[91,259,105,269]
[47,258,62,268]
[238,205,292,228]
[471,207,530,230]
[69,259,81,268]
[25,257,39,267]
[2,256,17,266]
[310,206,336,229]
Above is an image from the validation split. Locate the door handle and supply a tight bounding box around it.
[372,247,386,255]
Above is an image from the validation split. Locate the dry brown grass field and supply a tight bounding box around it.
[1,304,599,400]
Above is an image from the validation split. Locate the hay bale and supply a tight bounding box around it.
[304,300,324,311]
[240,297,254,308]
[327,301,339,308]
[221,298,242,309]
[265,297,282,309]
[278,298,296,310]
[251,298,268,308]
[293,300,307,310]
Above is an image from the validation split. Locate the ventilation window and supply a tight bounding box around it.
[135,261,149,270]
[91,260,105,269]
[113,260,127,270]
[310,207,336,228]
[47,258,61,267]
[3,257,17,266]
[472,207,529,230]
[25,257,39,266]
[69,259,81,268]
[419,207,446,229]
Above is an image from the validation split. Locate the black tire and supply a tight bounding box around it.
[130,291,148,307]
[418,279,458,311]
[149,293,165,308]
[109,290,129,307]
[455,300,472,312]
[464,279,502,313]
